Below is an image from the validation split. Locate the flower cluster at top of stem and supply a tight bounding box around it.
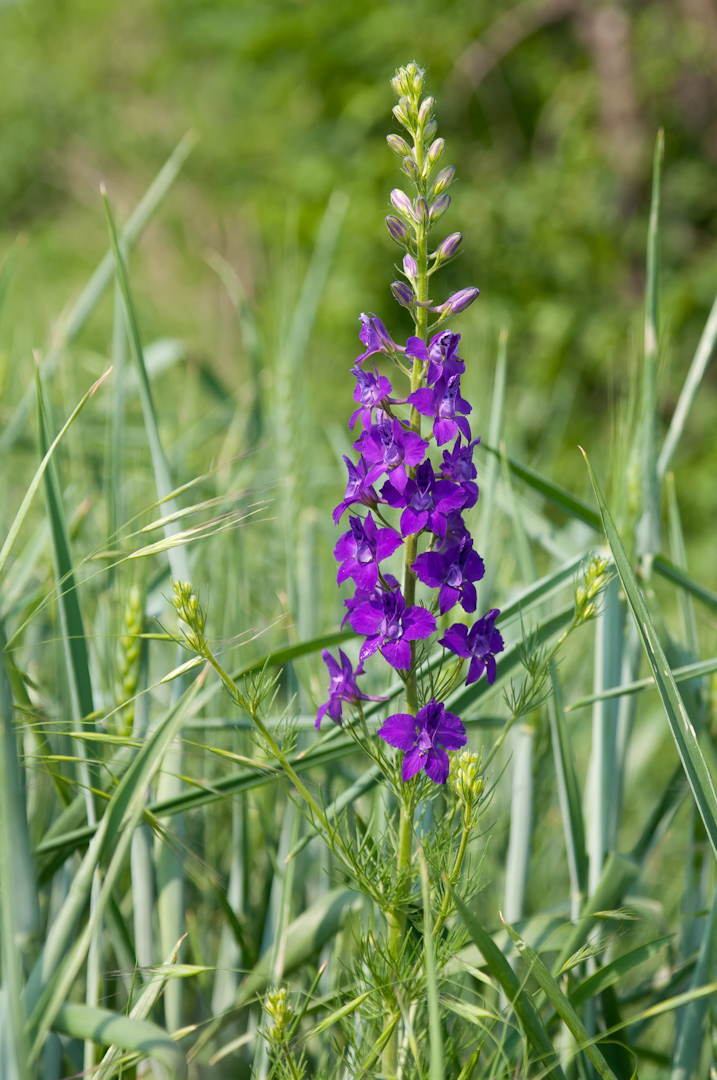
[317,63,504,787]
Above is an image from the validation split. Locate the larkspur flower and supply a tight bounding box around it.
[438,510,472,550]
[433,287,480,317]
[391,281,414,307]
[377,698,467,783]
[405,331,464,385]
[316,649,388,729]
[341,572,399,628]
[413,537,485,614]
[334,512,403,590]
[382,458,467,538]
[350,366,392,430]
[354,415,428,494]
[439,608,505,685]
[408,372,472,446]
[356,314,399,365]
[441,434,480,507]
[332,455,380,524]
[349,587,436,671]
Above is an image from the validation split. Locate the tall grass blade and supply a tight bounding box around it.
[583,449,717,859]
[548,665,588,917]
[420,851,443,1080]
[0,132,197,453]
[447,883,566,1080]
[553,852,638,975]
[501,916,618,1080]
[665,472,699,656]
[51,1004,186,1080]
[670,883,717,1080]
[567,655,717,710]
[569,934,673,1007]
[477,329,507,608]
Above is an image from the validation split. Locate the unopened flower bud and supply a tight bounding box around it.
[432,166,456,197]
[414,196,428,223]
[424,118,438,141]
[390,188,414,219]
[265,987,292,1041]
[402,156,420,181]
[391,281,414,307]
[576,554,611,623]
[392,101,410,128]
[432,232,462,262]
[418,96,435,125]
[429,194,451,222]
[426,138,445,168]
[403,253,417,281]
[439,287,479,317]
[386,133,411,158]
[450,750,484,807]
[385,215,410,245]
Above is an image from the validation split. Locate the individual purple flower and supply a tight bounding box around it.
[382,459,467,538]
[354,416,427,494]
[349,587,436,671]
[333,455,380,524]
[356,314,399,365]
[341,573,399,628]
[441,434,480,507]
[413,538,485,615]
[405,331,464,385]
[377,698,467,783]
[316,649,388,730]
[438,511,472,551]
[408,373,472,446]
[334,513,403,591]
[439,609,505,685]
[350,366,392,430]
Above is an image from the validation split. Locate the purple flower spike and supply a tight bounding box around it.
[436,288,480,317]
[333,455,380,524]
[334,512,403,591]
[382,459,467,539]
[413,538,485,615]
[439,609,505,685]
[441,434,480,507]
[350,366,392,430]
[391,282,414,308]
[354,416,428,494]
[408,373,473,446]
[356,313,399,366]
[316,649,388,730]
[349,587,436,671]
[377,698,467,784]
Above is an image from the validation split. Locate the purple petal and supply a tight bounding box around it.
[407,388,436,416]
[376,529,403,561]
[349,603,384,636]
[315,701,330,730]
[401,507,428,537]
[438,584,460,615]
[486,654,498,684]
[435,717,467,751]
[455,416,472,441]
[402,607,437,641]
[381,639,413,670]
[336,559,356,585]
[413,551,445,590]
[466,655,486,685]
[377,713,417,750]
[358,636,380,669]
[405,337,429,362]
[434,417,457,446]
[424,747,450,784]
[402,431,429,467]
[460,581,477,613]
[321,649,342,677]
[352,562,379,590]
[402,747,427,781]
[439,624,471,658]
[390,464,408,494]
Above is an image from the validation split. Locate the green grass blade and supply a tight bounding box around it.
[0,368,110,581]
[553,852,639,976]
[652,554,717,612]
[447,883,566,1080]
[548,663,588,914]
[658,291,717,480]
[583,448,717,860]
[0,132,196,454]
[0,633,32,1080]
[665,472,699,655]
[477,329,507,608]
[52,1003,186,1080]
[482,442,601,530]
[670,882,717,1080]
[420,850,443,1080]
[501,916,618,1080]
[569,934,673,1008]
[567,654,717,711]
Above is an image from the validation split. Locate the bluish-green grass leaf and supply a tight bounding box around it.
[501,915,618,1080]
[566,654,717,711]
[670,882,717,1080]
[52,1003,186,1080]
[583,448,717,860]
[420,850,443,1080]
[447,882,566,1080]
[569,934,673,1008]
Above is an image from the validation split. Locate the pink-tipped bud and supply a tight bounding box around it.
[418,96,435,125]
[440,287,480,316]
[432,166,456,197]
[385,215,410,245]
[403,253,418,281]
[414,196,429,223]
[387,134,411,157]
[429,194,451,222]
[390,188,414,218]
[432,232,462,262]
[391,281,414,308]
[426,138,445,168]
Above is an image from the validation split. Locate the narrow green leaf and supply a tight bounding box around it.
[477,329,507,609]
[501,915,618,1080]
[447,882,566,1080]
[52,1003,186,1080]
[567,654,717,711]
[652,554,717,613]
[286,763,382,861]
[420,851,443,1080]
[482,442,601,530]
[569,935,673,1008]
[670,882,717,1080]
[298,990,372,1042]
[548,662,588,909]
[583,449,717,860]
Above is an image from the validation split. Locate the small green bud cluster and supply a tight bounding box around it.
[171,580,206,653]
[116,583,144,735]
[449,750,484,811]
[264,986,293,1041]
[575,554,611,623]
